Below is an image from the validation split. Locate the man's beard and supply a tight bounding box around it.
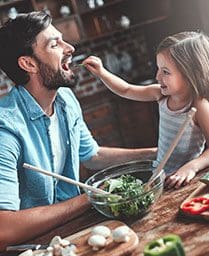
[34,56,78,90]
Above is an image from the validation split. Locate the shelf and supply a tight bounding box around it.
[0,0,24,8]
[78,0,170,40]
[79,15,168,43]
[54,15,82,43]
[53,14,78,25]
[0,0,170,44]
[78,0,126,15]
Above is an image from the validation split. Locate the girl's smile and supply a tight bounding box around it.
[156,51,191,99]
[160,84,167,91]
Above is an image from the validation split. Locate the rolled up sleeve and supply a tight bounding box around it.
[0,128,21,210]
[79,120,99,162]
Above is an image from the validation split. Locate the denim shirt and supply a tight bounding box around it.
[0,86,99,210]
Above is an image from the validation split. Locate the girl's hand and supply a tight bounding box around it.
[82,56,105,76]
[164,165,197,189]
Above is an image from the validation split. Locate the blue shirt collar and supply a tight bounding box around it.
[18,86,66,120]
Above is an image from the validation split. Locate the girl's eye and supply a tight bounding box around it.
[163,70,170,75]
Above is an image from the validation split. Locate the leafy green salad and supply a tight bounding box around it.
[103,174,154,217]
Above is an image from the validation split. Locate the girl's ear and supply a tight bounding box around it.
[18,56,38,73]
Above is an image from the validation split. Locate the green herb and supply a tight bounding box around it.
[103,174,154,217]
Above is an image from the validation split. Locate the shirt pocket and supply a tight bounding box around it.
[21,171,54,202]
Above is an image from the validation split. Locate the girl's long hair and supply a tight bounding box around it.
[157,31,209,100]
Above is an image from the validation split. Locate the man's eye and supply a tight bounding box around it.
[51,44,58,48]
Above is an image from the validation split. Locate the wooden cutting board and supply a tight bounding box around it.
[64,220,139,256]
[32,220,139,256]
[179,182,209,220]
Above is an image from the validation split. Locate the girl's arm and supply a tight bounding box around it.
[83,146,157,170]
[191,98,209,169]
[83,56,162,102]
[165,98,209,189]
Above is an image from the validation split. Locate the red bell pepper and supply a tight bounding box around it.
[181,197,209,215]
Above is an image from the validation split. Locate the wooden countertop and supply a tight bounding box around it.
[3,169,209,256]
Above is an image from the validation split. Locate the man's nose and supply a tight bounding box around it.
[64,42,75,54]
[69,44,75,53]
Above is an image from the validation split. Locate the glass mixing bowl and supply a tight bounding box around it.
[84,160,165,219]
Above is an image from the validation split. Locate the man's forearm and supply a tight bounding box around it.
[0,193,90,251]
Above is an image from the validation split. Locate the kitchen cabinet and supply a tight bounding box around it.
[0,0,83,42]
[0,0,33,26]
[34,0,170,42]
[75,0,170,40]
[0,0,170,43]
[32,0,85,43]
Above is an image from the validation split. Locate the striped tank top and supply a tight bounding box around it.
[155,97,205,174]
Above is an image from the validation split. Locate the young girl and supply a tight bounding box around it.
[83,31,209,189]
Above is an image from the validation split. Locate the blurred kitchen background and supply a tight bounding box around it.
[0,0,209,177]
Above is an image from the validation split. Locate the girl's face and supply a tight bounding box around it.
[156,51,190,97]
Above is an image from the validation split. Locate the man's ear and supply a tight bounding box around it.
[18,56,38,73]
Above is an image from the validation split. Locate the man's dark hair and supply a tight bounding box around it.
[0,11,52,85]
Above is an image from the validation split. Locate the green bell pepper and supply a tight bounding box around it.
[143,234,185,256]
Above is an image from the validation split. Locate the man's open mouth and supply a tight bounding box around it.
[61,56,72,71]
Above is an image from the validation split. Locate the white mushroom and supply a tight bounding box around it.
[31,250,53,256]
[112,226,131,243]
[46,246,54,252]
[49,236,63,246]
[18,249,33,256]
[88,234,107,250]
[36,251,53,256]
[59,239,70,247]
[91,225,111,238]
[47,236,76,256]
[64,251,77,256]
[61,245,77,256]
